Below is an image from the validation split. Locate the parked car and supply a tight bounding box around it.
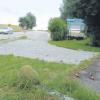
[0,27,13,34]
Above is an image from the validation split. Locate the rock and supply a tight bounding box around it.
[89,75,95,80]
[75,72,80,78]
[64,96,74,100]
[48,90,74,100]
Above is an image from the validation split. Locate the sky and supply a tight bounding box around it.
[0,0,62,30]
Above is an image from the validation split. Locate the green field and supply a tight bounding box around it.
[0,55,99,100]
[0,24,22,32]
[49,39,100,52]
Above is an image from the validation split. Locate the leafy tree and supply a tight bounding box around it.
[60,0,77,20]
[19,12,36,29]
[19,17,28,29]
[26,12,36,29]
[60,0,100,46]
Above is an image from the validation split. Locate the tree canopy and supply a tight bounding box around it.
[60,0,100,46]
[60,0,77,19]
[19,12,36,29]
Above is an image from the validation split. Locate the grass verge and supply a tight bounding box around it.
[49,38,100,52]
[0,24,22,32]
[0,55,99,100]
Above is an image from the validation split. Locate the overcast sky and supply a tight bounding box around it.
[0,0,62,30]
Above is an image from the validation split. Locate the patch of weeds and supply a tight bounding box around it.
[13,65,40,90]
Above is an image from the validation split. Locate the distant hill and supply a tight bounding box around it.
[0,24,22,32]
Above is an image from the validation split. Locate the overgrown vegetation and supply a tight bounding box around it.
[48,17,67,41]
[14,65,40,90]
[0,55,99,100]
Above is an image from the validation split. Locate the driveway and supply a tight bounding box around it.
[0,31,94,64]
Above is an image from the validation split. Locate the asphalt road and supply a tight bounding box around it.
[0,31,94,64]
[79,57,100,92]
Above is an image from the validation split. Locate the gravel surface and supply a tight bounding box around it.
[0,32,25,40]
[0,31,94,64]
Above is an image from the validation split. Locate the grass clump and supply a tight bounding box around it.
[14,65,40,90]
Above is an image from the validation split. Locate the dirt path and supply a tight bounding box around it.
[79,57,100,92]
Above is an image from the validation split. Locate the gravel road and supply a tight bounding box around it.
[0,31,94,64]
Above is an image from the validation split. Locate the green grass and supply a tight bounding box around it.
[0,24,22,32]
[0,55,99,100]
[49,38,100,52]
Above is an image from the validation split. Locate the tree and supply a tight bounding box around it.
[19,12,36,29]
[19,17,28,29]
[72,0,100,46]
[60,0,77,20]
[60,0,100,46]
[26,12,36,29]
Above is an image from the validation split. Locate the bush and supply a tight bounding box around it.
[15,65,40,90]
[90,34,100,47]
[48,17,67,41]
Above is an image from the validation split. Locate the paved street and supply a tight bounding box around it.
[79,57,100,92]
[0,31,94,64]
